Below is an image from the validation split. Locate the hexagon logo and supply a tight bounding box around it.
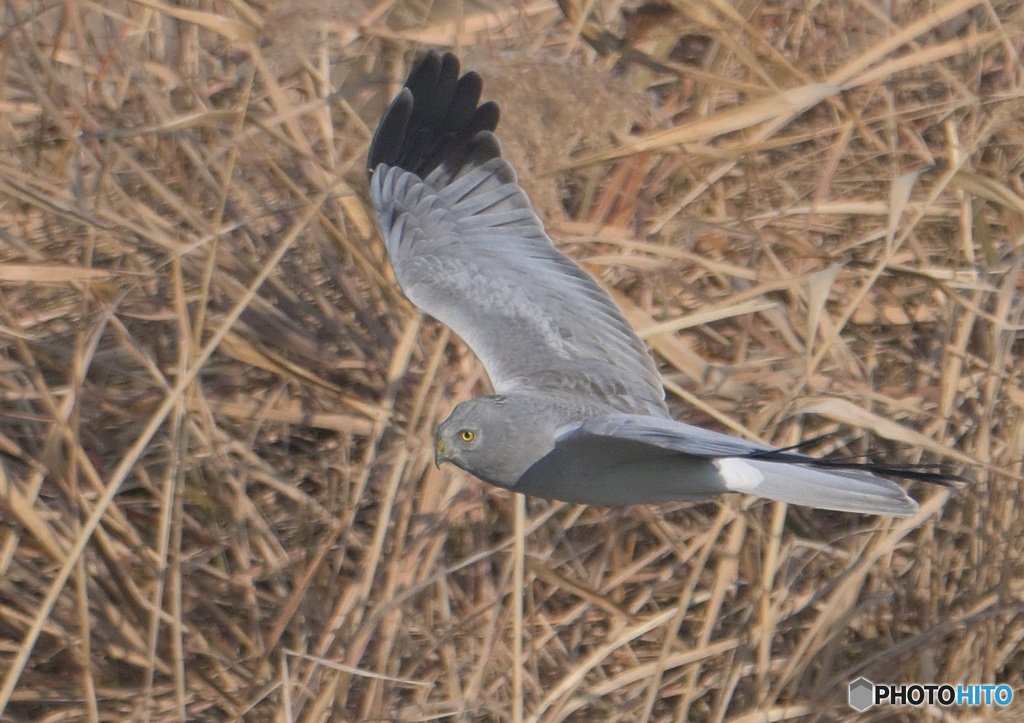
[849,677,874,711]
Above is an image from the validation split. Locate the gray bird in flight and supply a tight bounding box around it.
[367,51,954,516]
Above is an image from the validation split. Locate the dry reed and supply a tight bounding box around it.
[0,0,1022,720]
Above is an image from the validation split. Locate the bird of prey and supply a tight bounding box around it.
[367,51,954,516]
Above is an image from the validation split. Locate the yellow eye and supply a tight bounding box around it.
[460,429,475,442]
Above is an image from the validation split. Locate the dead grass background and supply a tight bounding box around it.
[1,0,1022,720]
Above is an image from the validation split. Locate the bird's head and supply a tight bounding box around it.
[434,395,556,489]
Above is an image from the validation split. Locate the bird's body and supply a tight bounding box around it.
[368,51,954,517]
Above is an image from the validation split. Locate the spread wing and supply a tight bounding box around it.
[368,51,667,417]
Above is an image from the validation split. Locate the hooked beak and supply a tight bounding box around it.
[434,439,450,468]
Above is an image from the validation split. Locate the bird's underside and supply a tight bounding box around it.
[368,50,962,517]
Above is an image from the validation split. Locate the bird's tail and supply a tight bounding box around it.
[722,458,921,516]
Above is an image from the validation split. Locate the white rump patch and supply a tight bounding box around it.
[714,458,764,491]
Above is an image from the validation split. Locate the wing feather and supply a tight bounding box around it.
[369,51,667,416]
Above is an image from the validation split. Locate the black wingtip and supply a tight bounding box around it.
[367,51,502,182]
[367,88,413,173]
[750,434,971,490]
[748,446,971,490]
